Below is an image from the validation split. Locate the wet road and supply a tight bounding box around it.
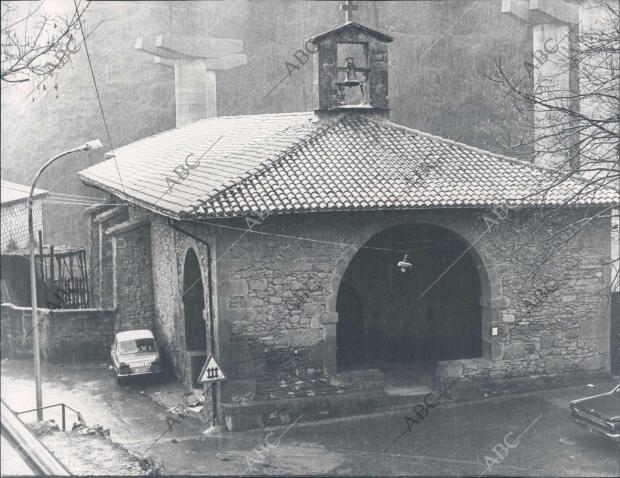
[0,360,203,453]
[1,359,618,476]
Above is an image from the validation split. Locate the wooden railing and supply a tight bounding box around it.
[52,277,89,309]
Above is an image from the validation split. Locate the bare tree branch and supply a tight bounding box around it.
[485,0,619,288]
[1,0,91,85]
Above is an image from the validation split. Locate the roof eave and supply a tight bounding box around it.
[78,173,184,220]
[1,191,49,207]
[187,201,618,221]
[308,21,394,44]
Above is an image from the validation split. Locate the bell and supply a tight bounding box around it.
[345,58,358,81]
[342,57,360,86]
[397,254,413,273]
[334,55,367,105]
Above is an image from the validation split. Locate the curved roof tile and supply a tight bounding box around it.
[78,112,619,219]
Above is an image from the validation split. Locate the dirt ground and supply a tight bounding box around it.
[38,431,144,476]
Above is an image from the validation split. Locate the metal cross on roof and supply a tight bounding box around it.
[340,0,358,22]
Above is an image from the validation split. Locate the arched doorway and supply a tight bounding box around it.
[182,248,207,385]
[336,223,482,390]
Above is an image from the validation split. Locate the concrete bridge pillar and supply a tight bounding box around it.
[135,33,247,126]
[502,0,580,168]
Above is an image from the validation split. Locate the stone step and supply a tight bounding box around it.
[220,386,454,431]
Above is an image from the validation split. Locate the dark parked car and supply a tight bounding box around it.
[569,383,620,442]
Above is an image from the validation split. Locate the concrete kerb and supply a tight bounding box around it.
[133,373,618,440]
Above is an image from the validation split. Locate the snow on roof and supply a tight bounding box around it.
[1,181,48,206]
[115,329,155,341]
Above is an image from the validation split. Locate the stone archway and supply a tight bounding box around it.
[182,247,207,386]
[324,215,503,380]
[336,222,482,371]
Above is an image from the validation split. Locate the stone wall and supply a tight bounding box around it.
[0,200,43,251]
[0,303,115,362]
[85,205,155,335]
[149,215,216,389]
[210,207,612,408]
[214,215,343,406]
[108,215,155,332]
[438,207,613,396]
[150,215,182,373]
[86,204,611,428]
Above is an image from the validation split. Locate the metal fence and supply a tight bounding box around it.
[1,399,70,476]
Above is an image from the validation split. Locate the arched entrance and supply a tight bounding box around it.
[182,248,207,386]
[336,223,482,390]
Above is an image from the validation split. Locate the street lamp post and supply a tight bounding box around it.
[28,140,103,421]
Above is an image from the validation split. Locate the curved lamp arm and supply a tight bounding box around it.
[28,139,103,205]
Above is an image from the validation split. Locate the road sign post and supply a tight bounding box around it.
[197,354,226,436]
[210,383,217,429]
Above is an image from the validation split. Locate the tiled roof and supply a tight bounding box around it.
[78,112,618,219]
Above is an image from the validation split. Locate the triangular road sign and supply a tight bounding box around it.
[197,353,226,384]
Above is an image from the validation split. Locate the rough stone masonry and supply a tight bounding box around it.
[86,201,612,430]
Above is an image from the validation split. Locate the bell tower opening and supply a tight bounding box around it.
[335,43,369,106]
[307,2,393,113]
